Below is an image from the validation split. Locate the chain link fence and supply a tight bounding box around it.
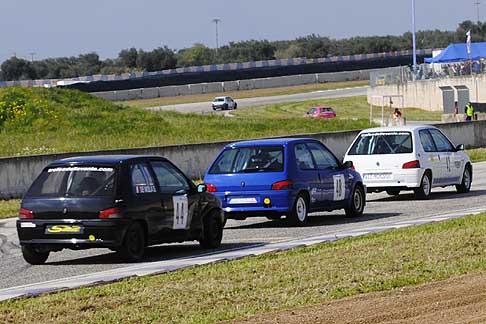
[370,60,486,87]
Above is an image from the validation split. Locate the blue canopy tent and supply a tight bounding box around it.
[425,42,486,63]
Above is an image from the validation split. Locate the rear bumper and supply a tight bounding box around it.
[17,219,130,249]
[362,169,424,190]
[213,190,294,217]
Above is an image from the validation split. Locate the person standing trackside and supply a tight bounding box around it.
[465,102,474,121]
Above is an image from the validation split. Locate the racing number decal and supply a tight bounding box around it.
[445,156,451,173]
[333,174,345,201]
[173,195,189,229]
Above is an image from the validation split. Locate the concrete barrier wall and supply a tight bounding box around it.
[2,121,485,199]
[91,69,375,102]
[368,74,486,111]
[92,91,115,101]
[142,88,158,100]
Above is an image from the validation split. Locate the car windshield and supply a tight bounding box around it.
[214,98,224,102]
[347,131,413,155]
[209,146,284,174]
[26,166,116,197]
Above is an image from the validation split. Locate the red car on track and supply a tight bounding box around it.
[304,106,336,119]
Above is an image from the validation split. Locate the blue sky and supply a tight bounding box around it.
[0,0,479,62]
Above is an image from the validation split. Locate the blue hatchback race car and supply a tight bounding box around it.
[204,138,365,226]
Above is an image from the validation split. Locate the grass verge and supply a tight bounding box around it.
[0,87,376,158]
[233,95,442,121]
[2,213,486,323]
[122,80,369,108]
[0,200,19,220]
[467,147,486,162]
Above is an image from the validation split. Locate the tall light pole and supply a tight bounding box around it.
[476,1,481,24]
[412,0,417,74]
[212,18,221,53]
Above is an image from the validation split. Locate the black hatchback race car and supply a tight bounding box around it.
[17,155,224,264]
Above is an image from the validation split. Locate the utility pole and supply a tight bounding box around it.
[29,52,36,62]
[412,0,417,74]
[476,0,481,24]
[212,18,221,54]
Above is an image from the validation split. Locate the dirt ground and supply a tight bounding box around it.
[228,273,486,324]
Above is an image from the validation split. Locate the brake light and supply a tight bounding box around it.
[19,208,34,219]
[99,207,122,219]
[402,160,421,169]
[272,179,293,190]
[206,183,217,192]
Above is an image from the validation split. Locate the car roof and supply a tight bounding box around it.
[358,125,437,134]
[48,155,167,167]
[225,137,319,148]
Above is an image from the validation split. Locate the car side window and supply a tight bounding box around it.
[294,144,316,170]
[151,161,190,193]
[419,130,437,152]
[429,129,454,152]
[130,163,156,194]
[307,142,339,170]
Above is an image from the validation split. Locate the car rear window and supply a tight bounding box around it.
[214,98,224,102]
[209,146,284,174]
[26,166,116,197]
[347,131,413,155]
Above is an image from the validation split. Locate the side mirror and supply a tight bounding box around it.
[455,144,465,151]
[342,160,354,169]
[197,184,207,193]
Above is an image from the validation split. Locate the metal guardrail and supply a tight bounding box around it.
[0,49,433,88]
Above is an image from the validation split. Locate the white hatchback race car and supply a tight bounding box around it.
[211,96,237,110]
[344,125,472,199]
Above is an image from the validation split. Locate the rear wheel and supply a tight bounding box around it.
[456,165,472,193]
[288,194,308,226]
[199,210,223,249]
[414,171,432,199]
[386,188,401,196]
[234,103,237,109]
[345,185,365,217]
[22,245,49,265]
[118,222,145,262]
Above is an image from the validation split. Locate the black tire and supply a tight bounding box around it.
[118,222,145,263]
[199,210,223,249]
[21,245,49,265]
[234,103,237,109]
[212,107,217,111]
[456,165,472,193]
[345,185,365,217]
[386,188,401,196]
[287,193,309,226]
[414,171,432,200]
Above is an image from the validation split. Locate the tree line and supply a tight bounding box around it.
[1,20,484,81]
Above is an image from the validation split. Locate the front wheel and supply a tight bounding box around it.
[288,194,309,226]
[414,171,432,200]
[118,222,145,262]
[22,245,49,265]
[345,185,365,217]
[199,210,223,249]
[456,166,472,193]
[233,103,237,109]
